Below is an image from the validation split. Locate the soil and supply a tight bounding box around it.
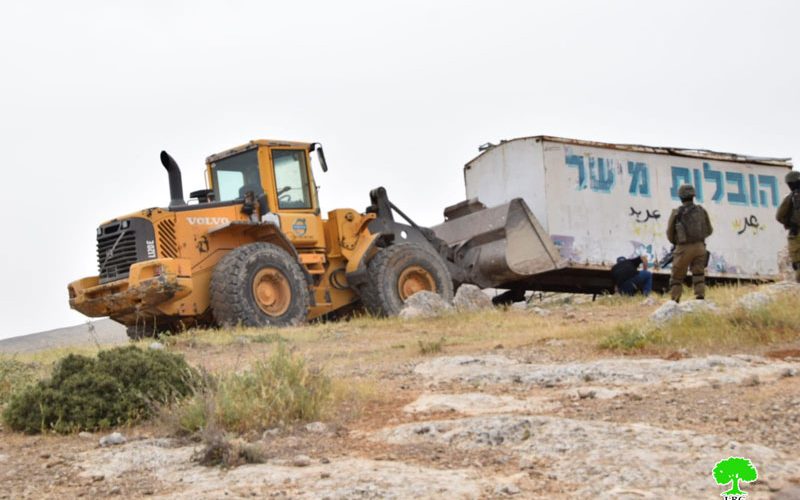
[2,296,800,498]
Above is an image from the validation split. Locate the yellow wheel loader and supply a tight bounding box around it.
[68,139,563,339]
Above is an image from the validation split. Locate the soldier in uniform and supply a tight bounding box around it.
[776,170,800,282]
[666,184,713,302]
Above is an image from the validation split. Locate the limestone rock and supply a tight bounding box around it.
[649,299,718,324]
[453,284,493,311]
[737,291,773,311]
[148,342,165,351]
[99,432,126,447]
[305,422,328,434]
[399,291,453,319]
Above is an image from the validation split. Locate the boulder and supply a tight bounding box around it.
[649,300,718,325]
[99,432,126,447]
[453,284,493,311]
[399,291,453,319]
[737,291,773,311]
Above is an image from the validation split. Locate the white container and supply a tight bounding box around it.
[463,136,793,281]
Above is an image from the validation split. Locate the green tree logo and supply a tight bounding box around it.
[713,457,758,496]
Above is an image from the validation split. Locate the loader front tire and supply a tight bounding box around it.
[210,243,310,328]
[360,243,454,317]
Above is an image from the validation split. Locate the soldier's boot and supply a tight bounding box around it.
[669,281,683,302]
[692,273,705,299]
[793,262,800,283]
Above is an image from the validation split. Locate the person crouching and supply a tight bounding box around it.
[611,255,653,296]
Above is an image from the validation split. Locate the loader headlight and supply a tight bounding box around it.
[120,220,131,230]
[261,212,281,228]
[96,227,102,236]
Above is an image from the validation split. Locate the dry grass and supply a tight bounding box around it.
[5,282,797,436]
[598,288,800,353]
[169,345,332,436]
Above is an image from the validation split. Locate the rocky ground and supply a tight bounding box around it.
[2,286,800,499]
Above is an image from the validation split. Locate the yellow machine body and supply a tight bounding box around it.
[69,140,379,329]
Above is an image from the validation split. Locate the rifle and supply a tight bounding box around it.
[660,246,676,267]
[660,246,711,268]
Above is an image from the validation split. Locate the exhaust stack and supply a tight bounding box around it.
[160,151,186,208]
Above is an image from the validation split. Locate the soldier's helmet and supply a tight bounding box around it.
[678,184,696,198]
[786,171,800,184]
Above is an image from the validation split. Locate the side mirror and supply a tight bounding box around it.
[310,142,328,172]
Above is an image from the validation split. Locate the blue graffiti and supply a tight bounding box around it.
[668,164,780,207]
[758,175,779,207]
[703,162,724,203]
[748,174,758,206]
[670,167,692,199]
[725,172,747,205]
[692,168,704,202]
[566,155,616,193]
[566,155,588,191]
[627,161,650,197]
[589,157,615,192]
[565,152,780,207]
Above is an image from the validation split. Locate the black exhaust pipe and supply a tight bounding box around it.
[160,151,186,208]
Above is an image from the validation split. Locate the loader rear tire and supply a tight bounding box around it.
[210,243,310,328]
[360,243,454,317]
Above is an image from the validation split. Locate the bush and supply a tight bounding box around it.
[172,345,331,435]
[193,432,267,467]
[2,346,197,433]
[0,359,38,406]
[599,326,656,352]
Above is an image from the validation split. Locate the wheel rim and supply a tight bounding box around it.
[397,265,437,300]
[252,268,292,316]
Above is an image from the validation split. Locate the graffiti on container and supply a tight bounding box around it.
[669,163,779,207]
[565,155,616,193]
[708,252,738,274]
[627,161,651,197]
[564,151,780,208]
[629,241,655,262]
[628,206,661,223]
[734,214,764,236]
[551,234,580,261]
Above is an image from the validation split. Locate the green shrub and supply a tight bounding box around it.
[0,359,38,406]
[599,325,658,352]
[2,346,197,433]
[172,345,331,435]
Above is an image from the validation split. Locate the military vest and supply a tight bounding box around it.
[675,204,710,244]
[791,190,800,227]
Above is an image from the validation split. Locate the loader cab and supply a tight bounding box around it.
[205,140,321,215]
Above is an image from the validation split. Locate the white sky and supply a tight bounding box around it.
[1,1,797,339]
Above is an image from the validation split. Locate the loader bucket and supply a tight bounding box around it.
[432,198,565,289]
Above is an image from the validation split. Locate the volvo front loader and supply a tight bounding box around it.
[68,139,563,338]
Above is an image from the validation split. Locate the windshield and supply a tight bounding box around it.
[211,149,261,202]
[273,149,312,209]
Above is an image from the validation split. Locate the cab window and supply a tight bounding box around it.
[211,149,261,202]
[273,149,312,209]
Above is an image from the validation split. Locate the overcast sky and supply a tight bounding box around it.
[0,1,797,340]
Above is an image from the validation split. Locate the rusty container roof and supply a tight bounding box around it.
[469,135,793,168]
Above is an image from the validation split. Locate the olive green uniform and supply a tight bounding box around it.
[666,201,713,301]
[776,192,800,283]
